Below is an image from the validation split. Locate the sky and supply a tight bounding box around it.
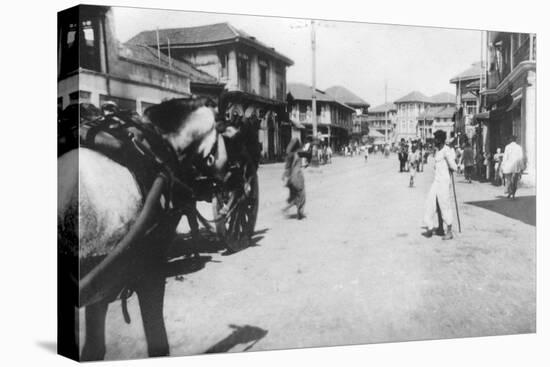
[113,6,483,107]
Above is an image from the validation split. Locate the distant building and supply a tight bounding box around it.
[479,31,536,185]
[129,23,294,161]
[325,86,370,143]
[394,91,456,141]
[366,102,397,142]
[449,62,483,140]
[287,83,355,149]
[57,6,222,113]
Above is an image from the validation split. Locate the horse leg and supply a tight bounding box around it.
[81,301,109,361]
[136,274,169,357]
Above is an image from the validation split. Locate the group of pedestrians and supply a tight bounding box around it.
[454,136,524,199]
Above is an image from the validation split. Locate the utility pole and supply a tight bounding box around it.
[310,19,319,167]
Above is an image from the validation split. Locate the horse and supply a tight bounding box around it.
[57,98,229,361]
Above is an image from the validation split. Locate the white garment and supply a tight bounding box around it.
[423,145,458,229]
[501,141,524,174]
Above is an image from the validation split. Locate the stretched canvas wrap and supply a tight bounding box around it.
[57,4,537,362]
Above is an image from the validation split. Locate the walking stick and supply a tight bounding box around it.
[451,171,462,233]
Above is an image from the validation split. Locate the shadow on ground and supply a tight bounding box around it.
[36,341,57,354]
[205,324,268,354]
[465,195,536,226]
[165,228,269,278]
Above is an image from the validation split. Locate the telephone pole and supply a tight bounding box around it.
[384,80,388,143]
[310,19,320,167]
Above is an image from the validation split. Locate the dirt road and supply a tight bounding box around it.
[88,153,536,360]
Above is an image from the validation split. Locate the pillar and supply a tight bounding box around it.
[522,70,536,186]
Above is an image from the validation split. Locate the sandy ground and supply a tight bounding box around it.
[82,153,536,360]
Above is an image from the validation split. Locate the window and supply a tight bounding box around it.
[237,53,250,91]
[259,58,269,86]
[219,52,229,78]
[79,18,101,72]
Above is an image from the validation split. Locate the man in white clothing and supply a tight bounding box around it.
[423,130,458,240]
[501,136,524,199]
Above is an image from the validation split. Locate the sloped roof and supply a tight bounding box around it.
[417,106,442,120]
[128,22,293,65]
[450,61,483,83]
[119,43,220,84]
[287,83,355,111]
[325,86,370,108]
[369,102,397,113]
[429,92,455,104]
[434,106,456,119]
[394,91,430,103]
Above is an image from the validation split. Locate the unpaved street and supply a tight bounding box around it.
[89,153,536,360]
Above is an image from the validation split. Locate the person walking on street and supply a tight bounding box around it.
[493,148,504,186]
[502,136,524,199]
[282,138,306,219]
[408,145,419,187]
[423,130,458,240]
[461,142,475,183]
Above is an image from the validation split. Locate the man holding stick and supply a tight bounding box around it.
[422,130,458,240]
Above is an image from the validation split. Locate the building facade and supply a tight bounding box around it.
[450,62,483,142]
[479,31,536,185]
[394,91,455,141]
[287,83,354,150]
[58,6,221,115]
[366,102,397,143]
[129,23,294,161]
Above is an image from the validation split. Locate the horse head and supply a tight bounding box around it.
[144,97,228,180]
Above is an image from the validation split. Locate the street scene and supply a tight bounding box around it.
[57,4,537,362]
[90,154,535,359]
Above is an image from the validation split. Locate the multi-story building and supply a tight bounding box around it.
[394,91,431,141]
[58,6,222,114]
[325,86,370,144]
[287,83,355,150]
[366,102,397,142]
[450,62,483,140]
[479,32,536,185]
[129,23,294,161]
[394,91,457,141]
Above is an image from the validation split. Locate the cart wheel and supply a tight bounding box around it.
[212,172,259,252]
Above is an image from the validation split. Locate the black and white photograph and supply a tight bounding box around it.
[54,2,540,363]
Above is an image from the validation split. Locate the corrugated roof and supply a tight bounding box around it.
[119,43,220,84]
[369,102,397,113]
[325,86,370,108]
[128,22,293,65]
[287,83,355,111]
[429,92,455,104]
[394,91,430,103]
[450,61,483,83]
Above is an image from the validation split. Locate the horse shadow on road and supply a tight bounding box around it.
[205,324,268,354]
[465,195,536,226]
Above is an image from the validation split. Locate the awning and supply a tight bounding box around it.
[506,97,522,112]
[473,111,490,121]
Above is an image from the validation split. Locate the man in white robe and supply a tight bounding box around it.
[501,135,524,199]
[423,130,458,240]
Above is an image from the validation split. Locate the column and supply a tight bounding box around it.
[227,49,238,91]
[522,70,536,186]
